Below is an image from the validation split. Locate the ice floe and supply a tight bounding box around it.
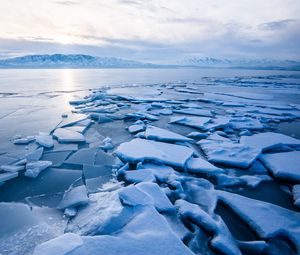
[115,138,194,168]
[260,151,300,182]
[24,161,52,178]
[53,128,86,143]
[144,125,193,142]
[199,139,261,168]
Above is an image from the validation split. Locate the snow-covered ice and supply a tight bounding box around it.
[260,151,300,182]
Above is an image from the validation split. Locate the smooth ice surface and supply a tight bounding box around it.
[53,128,86,143]
[115,138,194,168]
[260,151,300,182]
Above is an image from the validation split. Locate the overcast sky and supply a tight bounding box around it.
[0,0,299,63]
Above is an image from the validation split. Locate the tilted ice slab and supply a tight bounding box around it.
[33,233,83,255]
[176,199,241,255]
[217,190,300,253]
[40,206,194,255]
[53,128,85,143]
[128,120,146,134]
[240,132,300,152]
[186,157,224,175]
[169,116,211,130]
[24,161,52,178]
[292,185,300,208]
[136,182,175,213]
[123,164,175,184]
[198,139,260,169]
[115,138,194,168]
[0,172,18,182]
[57,185,89,210]
[173,108,213,117]
[260,151,300,182]
[66,190,123,235]
[144,125,193,142]
[35,133,54,148]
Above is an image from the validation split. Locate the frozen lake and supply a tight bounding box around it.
[1,68,300,255]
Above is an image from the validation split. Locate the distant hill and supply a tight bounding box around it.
[0,54,299,70]
[180,57,300,70]
[0,54,156,68]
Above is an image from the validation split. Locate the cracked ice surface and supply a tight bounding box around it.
[1,72,300,255]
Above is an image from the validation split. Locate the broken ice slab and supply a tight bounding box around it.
[35,133,54,148]
[83,164,113,192]
[26,147,44,161]
[292,185,300,208]
[65,148,97,166]
[42,151,72,167]
[0,164,25,172]
[0,155,17,165]
[0,172,18,182]
[144,125,193,142]
[136,182,175,213]
[0,168,82,205]
[13,136,35,145]
[125,112,159,121]
[124,169,156,183]
[66,190,123,235]
[40,204,194,255]
[53,128,86,143]
[186,157,224,175]
[260,151,300,183]
[136,163,174,182]
[173,108,213,117]
[218,190,300,254]
[175,199,241,255]
[83,164,112,180]
[128,120,146,134]
[57,113,88,128]
[198,139,261,169]
[24,161,52,178]
[115,138,194,168]
[240,132,300,152]
[57,185,88,210]
[229,117,264,131]
[169,116,211,130]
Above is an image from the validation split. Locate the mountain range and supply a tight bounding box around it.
[0,54,299,70]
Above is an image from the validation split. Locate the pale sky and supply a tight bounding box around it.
[0,0,299,63]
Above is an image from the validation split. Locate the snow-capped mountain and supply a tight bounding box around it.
[181,57,300,70]
[0,54,155,68]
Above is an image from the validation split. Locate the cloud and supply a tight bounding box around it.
[258,19,297,31]
[54,1,78,6]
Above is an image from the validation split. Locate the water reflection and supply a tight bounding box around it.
[61,69,75,91]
